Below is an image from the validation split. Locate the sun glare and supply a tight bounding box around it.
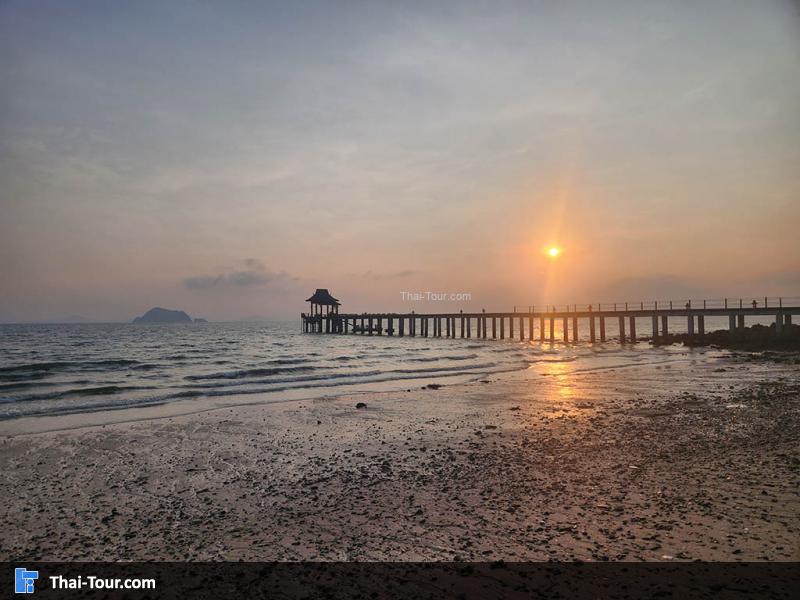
[547,246,561,258]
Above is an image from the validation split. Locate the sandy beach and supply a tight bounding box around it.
[1,351,798,562]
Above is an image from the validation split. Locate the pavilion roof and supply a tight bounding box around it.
[305,288,340,305]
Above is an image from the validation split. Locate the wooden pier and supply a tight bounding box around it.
[302,295,799,343]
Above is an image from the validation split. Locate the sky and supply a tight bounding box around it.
[1,0,799,322]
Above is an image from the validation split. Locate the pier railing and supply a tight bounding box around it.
[517,296,800,313]
[302,295,799,343]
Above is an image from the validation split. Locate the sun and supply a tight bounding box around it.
[547,246,561,258]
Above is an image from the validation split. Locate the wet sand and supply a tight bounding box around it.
[1,353,798,561]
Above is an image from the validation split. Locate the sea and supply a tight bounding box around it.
[0,317,776,420]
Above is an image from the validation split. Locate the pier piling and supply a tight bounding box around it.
[303,297,800,346]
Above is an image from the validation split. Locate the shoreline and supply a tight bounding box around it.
[2,351,798,561]
[0,338,665,436]
[0,368,507,437]
[2,341,796,437]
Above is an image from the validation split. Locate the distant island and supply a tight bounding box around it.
[132,307,200,323]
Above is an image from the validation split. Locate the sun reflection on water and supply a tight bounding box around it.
[535,359,599,419]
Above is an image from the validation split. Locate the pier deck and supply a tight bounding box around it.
[302,299,799,343]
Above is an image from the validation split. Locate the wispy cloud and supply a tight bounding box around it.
[184,259,292,291]
[361,269,416,280]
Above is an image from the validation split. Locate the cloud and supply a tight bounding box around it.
[361,269,416,280]
[184,259,291,290]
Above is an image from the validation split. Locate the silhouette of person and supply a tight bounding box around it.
[752,299,758,309]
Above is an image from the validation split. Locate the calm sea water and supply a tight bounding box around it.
[0,317,771,420]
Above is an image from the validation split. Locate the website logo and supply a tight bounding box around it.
[15,568,39,594]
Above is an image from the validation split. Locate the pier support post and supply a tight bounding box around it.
[519,316,524,341]
[360,316,365,334]
[651,315,658,340]
[549,318,555,342]
[529,316,533,341]
[509,316,514,339]
[445,317,450,337]
[618,316,626,343]
[562,317,568,342]
[737,314,744,329]
[539,317,545,342]
[661,315,668,338]
[776,312,784,335]
[368,317,373,335]
[572,317,578,342]
[377,317,383,335]
[629,316,636,343]
[483,316,487,339]
[388,317,393,336]
[698,315,705,336]
[399,317,405,337]
[728,314,736,331]
[467,317,471,338]
[589,316,596,342]
[492,317,496,339]
[786,314,792,326]
[500,316,505,339]
[687,315,694,337]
